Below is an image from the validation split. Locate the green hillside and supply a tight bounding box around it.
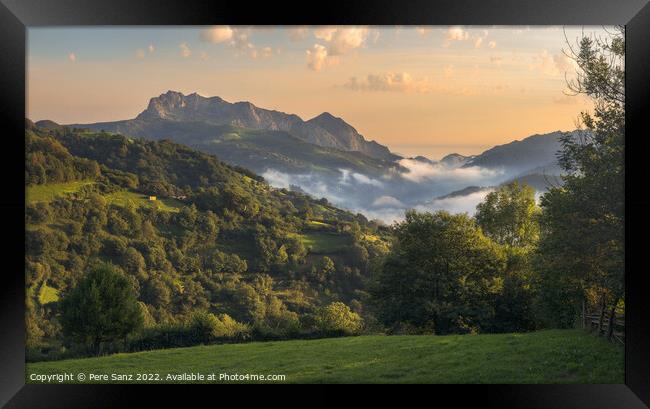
[26,329,623,384]
[68,119,400,176]
[25,123,391,360]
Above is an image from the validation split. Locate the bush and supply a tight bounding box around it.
[314,302,363,335]
[128,313,251,352]
[190,311,250,343]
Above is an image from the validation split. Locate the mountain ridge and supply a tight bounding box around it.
[88,90,396,160]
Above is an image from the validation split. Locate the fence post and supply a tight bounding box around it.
[606,300,618,341]
[597,294,606,335]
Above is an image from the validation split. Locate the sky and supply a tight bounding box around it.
[27,26,608,159]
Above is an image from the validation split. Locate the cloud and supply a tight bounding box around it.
[339,169,383,187]
[397,158,502,183]
[306,44,329,71]
[200,26,234,43]
[373,196,405,207]
[68,52,76,62]
[322,27,371,55]
[530,50,575,76]
[343,72,433,93]
[342,71,481,96]
[179,42,191,58]
[261,169,292,188]
[287,26,310,41]
[416,189,495,215]
[307,26,374,70]
[443,26,469,47]
[313,27,337,41]
[199,26,269,60]
[446,26,469,41]
[352,172,383,187]
[416,26,432,37]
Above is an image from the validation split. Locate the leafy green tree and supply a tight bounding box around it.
[475,182,540,248]
[536,27,624,327]
[59,264,144,354]
[371,211,505,334]
[314,302,363,335]
[475,183,540,332]
[122,247,146,274]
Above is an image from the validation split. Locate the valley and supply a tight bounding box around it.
[62,91,570,223]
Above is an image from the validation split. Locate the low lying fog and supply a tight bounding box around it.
[262,159,516,224]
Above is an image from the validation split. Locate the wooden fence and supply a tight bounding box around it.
[584,310,625,345]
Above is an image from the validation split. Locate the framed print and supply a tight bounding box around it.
[1,0,649,407]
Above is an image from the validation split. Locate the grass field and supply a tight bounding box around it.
[26,180,94,203]
[26,182,184,213]
[295,231,352,254]
[104,191,183,212]
[26,329,623,384]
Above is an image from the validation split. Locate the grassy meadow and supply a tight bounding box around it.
[26,329,623,384]
[26,180,94,203]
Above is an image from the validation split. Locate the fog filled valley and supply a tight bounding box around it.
[64,90,568,223]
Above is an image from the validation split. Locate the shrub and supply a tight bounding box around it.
[190,311,250,343]
[314,302,363,335]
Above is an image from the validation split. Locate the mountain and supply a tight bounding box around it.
[440,153,473,168]
[72,90,395,161]
[34,119,65,131]
[435,185,492,200]
[306,112,397,160]
[64,117,399,177]
[463,131,573,174]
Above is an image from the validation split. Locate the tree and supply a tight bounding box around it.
[190,311,250,343]
[59,264,143,354]
[536,27,624,328]
[370,210,505,334]
[314,302,363,335]
[475,182,541,332]
[475,182,541,248]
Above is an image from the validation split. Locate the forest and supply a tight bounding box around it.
[25,28,623,362]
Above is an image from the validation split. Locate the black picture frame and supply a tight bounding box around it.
[1,0,649,407]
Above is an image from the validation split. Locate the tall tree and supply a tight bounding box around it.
[370,211,505,334]
[475,182,541,332]
[59,264,144,354]
[536,27,624,327]
[475,182,541,248]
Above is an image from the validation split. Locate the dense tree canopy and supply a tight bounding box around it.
[25,123,388,357]
[59,264,143,354]
[371,211,506,335]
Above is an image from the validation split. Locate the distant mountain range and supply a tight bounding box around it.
[463,131,568,174]
[64,90,572,182]
[35,90,578,218]
[71,90,396,161]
